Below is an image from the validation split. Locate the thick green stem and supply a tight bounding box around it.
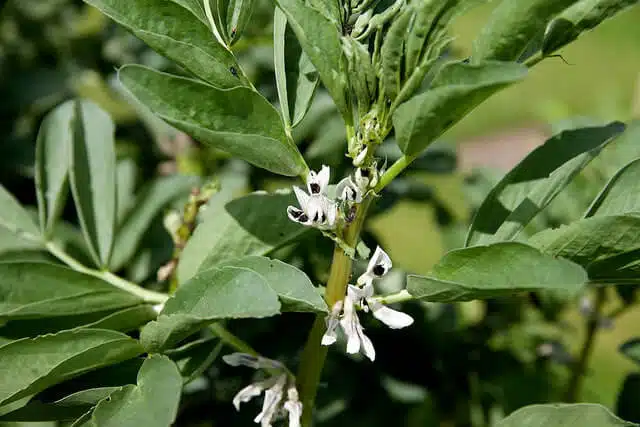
[565,287,606,402]
[296,197,372,426]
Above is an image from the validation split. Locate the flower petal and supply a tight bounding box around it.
[367,246,392,277]
[287,206,310,225]
[232,383,264,411]
[359,328,376,361]
[293,186,311,211]
[353,146,368,167]
[254,375,286,426]
[369,301,414,329]
[284,387,303,427]
[307,165,330,195]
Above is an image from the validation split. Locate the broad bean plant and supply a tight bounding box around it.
[1,0,640,426]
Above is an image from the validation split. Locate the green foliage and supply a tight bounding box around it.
[68,100,118,268]
[1,0,639,425]
[119,65,307,176]
[393,60,528,156]
[83,355,182,427]
[543,0,639,56]
[407,242,587,302]
[0,329,143,406]
[496,403,635,426]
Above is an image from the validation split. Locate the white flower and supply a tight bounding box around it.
[357,246,393,287]
[335,176,362,203]
[287,186,337,229]
[321,300,343,346]
[368,299,414,329]
[254,374,286,426]
[225,353,302,427]
[354,166,378,192]
[340,285,376,361]
[283,387,302,427]
[306,164,330,195]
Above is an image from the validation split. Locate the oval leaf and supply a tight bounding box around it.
[177,191,308,283]
[543,0,639,56]
[206,256,328,312]
[69,100,117,268]
[85,0,249,88]
[472,0,579,62]
[119,65,306,177]
[393,61,528,156]
[141,266,280,351]
[87,355,182,427]
[0,262,141,320]
[407,242,587,302]
[35,100,73,237]
[529,214,640,282]
[586,158,640,217]
[496,403,634,426]
[466,122,625,246]
[0,329,143,407]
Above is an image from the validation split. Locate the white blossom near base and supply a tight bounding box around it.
[287,166,338,230]
[321,246,413,360]
[224,353,302,427]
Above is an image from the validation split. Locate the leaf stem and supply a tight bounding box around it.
[565,287,606,402]
[375,154,416,193]
[45,242,168,304]
[296,197,372,426]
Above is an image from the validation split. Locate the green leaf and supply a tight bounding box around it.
[543,0,639,56]
[0,329,143,407]
[83,305,158,333]
[168,0,207,24]
[35,101,73,237]
[586,158,640,216]
[529,214,640,282]
[87,355,182,427]
[0,184,42,248]
[115,159,137,223]
[466,122,625,246]
[110,175,199,271]
[0,387,118,422]
[620,338,640,366]
[69,100,117,268]
[119,65,306,177]
[380,8,412,102]
[0,262,141,320]
[273,7,319,127]
[203,256,328,312]
[407,242,587,302]
[141,266,280,351]
[84,0,249,88]
[496,403,635,426]
[472,0,580,62]
[274,0,350,120]
[224,0,255,45]
[177,191,308,283]
[393,61,527,156]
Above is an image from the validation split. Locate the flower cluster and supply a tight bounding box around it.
[224,353,302,427]
[287,165,377,229]
[322,246,414,361]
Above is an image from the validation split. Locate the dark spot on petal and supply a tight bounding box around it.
[359,168,370,178]
[299,214,309,222]
[290,209,303,219]
[310,183,321,194]
[313,211,320,222]
[373,265,386,276]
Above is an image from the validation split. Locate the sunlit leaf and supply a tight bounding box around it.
[407,242,587,302]
[119,65,307,177]
[496,403,634,426]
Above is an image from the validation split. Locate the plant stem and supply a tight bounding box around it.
[375,154,416,193]
[45,242,168,304]
[296,197,372,426]
[565,287,606,402]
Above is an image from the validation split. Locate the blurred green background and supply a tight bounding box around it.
[1,1,639,423]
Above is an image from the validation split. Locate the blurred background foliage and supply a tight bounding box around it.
[1,0,639,426]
